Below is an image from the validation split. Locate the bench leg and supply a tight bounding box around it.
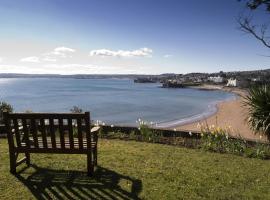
[94,147,98,166]
[25,152,30,166]
[87,153,94,176]
[9,151,16,174]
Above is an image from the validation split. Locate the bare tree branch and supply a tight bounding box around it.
[237,16,270,48]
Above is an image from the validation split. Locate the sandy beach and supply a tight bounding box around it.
[176,86,266,142]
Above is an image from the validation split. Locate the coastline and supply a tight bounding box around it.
[155,84,238,129]
[174,85,265,141]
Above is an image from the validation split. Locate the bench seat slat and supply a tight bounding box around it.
[20,139,97,149]
[16,147,90,154]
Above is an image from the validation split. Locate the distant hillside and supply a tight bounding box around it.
[0,68,269,81]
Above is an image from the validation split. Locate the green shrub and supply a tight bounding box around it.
[0,101,13,124]
[139,123,151,141]
[199,123,270,159]
[244,84,270,140]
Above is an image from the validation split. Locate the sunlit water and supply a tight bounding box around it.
[0,78,235,127]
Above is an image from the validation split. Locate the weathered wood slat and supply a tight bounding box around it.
[49,118,56,148]
[22,119,30,148]
[59,118,65,149]
[13,119,21,147]
[68,118,74,149]
[31,119,39,148]
[8,113,86,119]
[40,118,48,148]
[77,118,83,149]
[16,157,27,167]
[85,112,91,149]
[16,147,90,154]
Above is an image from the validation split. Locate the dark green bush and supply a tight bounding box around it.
[0,101,13,124]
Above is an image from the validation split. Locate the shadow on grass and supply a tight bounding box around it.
[14,164,142,200]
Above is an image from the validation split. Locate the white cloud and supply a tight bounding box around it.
[54,47,75,53]
[20,56,40,63]
[164,54,173,58]
[44,46,76,59]
[42,57,57,62]
[0,57,3,62]
[89,47,153,58]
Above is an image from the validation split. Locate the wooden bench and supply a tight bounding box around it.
[4,112,99,176]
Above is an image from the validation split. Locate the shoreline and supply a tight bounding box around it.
[174,85,265,141]
[155,84,238,129]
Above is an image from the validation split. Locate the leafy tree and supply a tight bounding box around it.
[238,0,270,49]
[70,106,83,113]
[0,101,13,124]
[244,84,270,140]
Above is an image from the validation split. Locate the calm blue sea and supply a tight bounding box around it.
[0,78,235,127]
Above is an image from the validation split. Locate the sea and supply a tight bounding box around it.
[0,78,235,128]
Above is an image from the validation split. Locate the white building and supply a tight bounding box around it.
[208,76,224,83]
[226,78,237,87]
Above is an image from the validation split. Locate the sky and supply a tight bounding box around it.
[0,0,269,75]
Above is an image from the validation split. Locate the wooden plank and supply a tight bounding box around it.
[77,118,83,149]
[36,138,97,147]
[22,119,30,148]
[16,147,89,154]
[68,118,74,149]
[16,157,27,167]
[31,119,39,148]
[85,112,91,150]
[40,118,47,148]
[59,118,65,149]
[3,112,17,173]
[13,119,21,147]
[85,112,93,176]
[49,118,56,148]
[8,113,85,119]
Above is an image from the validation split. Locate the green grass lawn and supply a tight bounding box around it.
[1,138,270,199]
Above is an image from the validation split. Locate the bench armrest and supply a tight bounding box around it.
[91,126,100,133]
[91,126,100,143]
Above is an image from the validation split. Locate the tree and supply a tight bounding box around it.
[238,0,270,49]
[0,101,13,124]
[244,84,270,140]
[70,106,83,113]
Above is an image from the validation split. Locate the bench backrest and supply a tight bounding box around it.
[4,112,92,151]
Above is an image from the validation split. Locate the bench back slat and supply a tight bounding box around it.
[31,119,39,148]
[40,118,48,148]
[13,119,21,147]
[59,118,65,149]
[85,112,91,150]
[49,118,57,148]
[68,118,74,149]
[22,119,30,148]
[77,118,83,149]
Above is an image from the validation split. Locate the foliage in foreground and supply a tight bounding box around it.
[244,84,270,139]
[0,101,13,124]
[200,124,270,159]
[99,122,270,160]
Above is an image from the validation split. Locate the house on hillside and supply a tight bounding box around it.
[226,78,238,87]
[208,76,224,83]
